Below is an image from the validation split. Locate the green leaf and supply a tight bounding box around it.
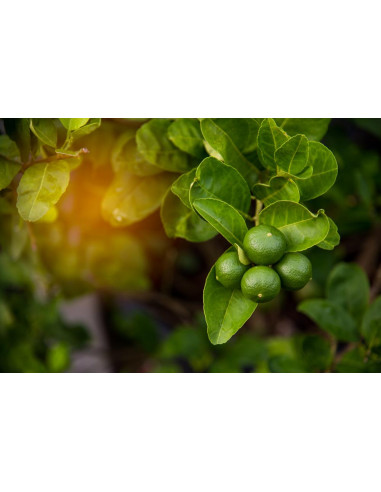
[296,335,333,372]
[189,157,251,214]
[293,141,338,200]
[327,263,369,325]
[168,118,207,158]
[259,200,329,252]
[275,118,331,141]
[59,118,89,131]
[136,119,195,173]
[298,299,359,342]
[9,214,29,259]
[112,130,162,176]
[102,171,175,227]
[204,264,257,344]
[0,135,21,190]
[30,119,57,148]
[64,118,101,146]
[160,189,217,242]
[46,342,70,373]
[275,134,309,175]
[317,217,340,250]
[0,134,20,160]
[16,161,70,221]
[361,296,381,347]
[257,118,288,171]
[171,169,196,208]
[296,165,313,178]
[335,347,372,373]
[252,176,300,206]
[3,118,31,162]
[193,198,248,247]
[235,244,251,265]
[268,355,305,373]
[200,118,260,186]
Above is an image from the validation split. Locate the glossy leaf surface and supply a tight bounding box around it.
[16,161,70,221]
[204,264,257,344]
[190,157,251,213]
[193,198,248,247]
[253,176,300,206]
[259,200,329,251]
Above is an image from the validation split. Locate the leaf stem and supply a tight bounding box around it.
[239,210,255,222]
[254,200,263,225]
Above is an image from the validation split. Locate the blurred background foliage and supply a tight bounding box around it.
[0,118,381,372]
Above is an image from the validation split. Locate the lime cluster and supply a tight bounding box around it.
[215,225,312,303]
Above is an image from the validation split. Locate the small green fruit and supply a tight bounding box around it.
[241,266,281,303]
[274,252,312,290]
[215,251,250,289]
[243,225,287,265]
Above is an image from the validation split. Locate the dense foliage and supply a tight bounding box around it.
[1,118,381,372]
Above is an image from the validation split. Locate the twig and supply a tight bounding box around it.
[20,148,89,172]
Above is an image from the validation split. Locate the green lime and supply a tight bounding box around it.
[243,225,287,265]
[273,252,312,290]
[215,251,250,289]
[241,266,281,303]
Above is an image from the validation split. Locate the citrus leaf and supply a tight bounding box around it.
[200,118,260,186]
[3,118,31,162]
[295,165,313,178]
[257,118,288,171]
[30,119,57,148]
[193,198,248,247]
[275,118,330,141]
[204,264,257,344]
[235,244,251,265]
[189,156,251,214]
[275,134,309,175]
[0,135,21,189]
[259,200,329,251]
[327,263,369,325]
[0,151,21,191]
[171,168,196,209]
[317,217,340,250]
[335,347,381,373]
[293,141,338,200]
[102,171,175,227]
[168,118,206,158]
[65,118,101,146]
[16,161,70,221]
[361,296,381,347]
[161,189,217,242]
[252,176,300,206]
[136,119,195,173]
[298,299,359,342]
[59,118,89,131]
[112,130,161,176]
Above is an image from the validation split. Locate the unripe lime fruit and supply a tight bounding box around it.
[215,251,250,289]
[241,266,281,303]
[243,225,287,265]
[273,252,312,290]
